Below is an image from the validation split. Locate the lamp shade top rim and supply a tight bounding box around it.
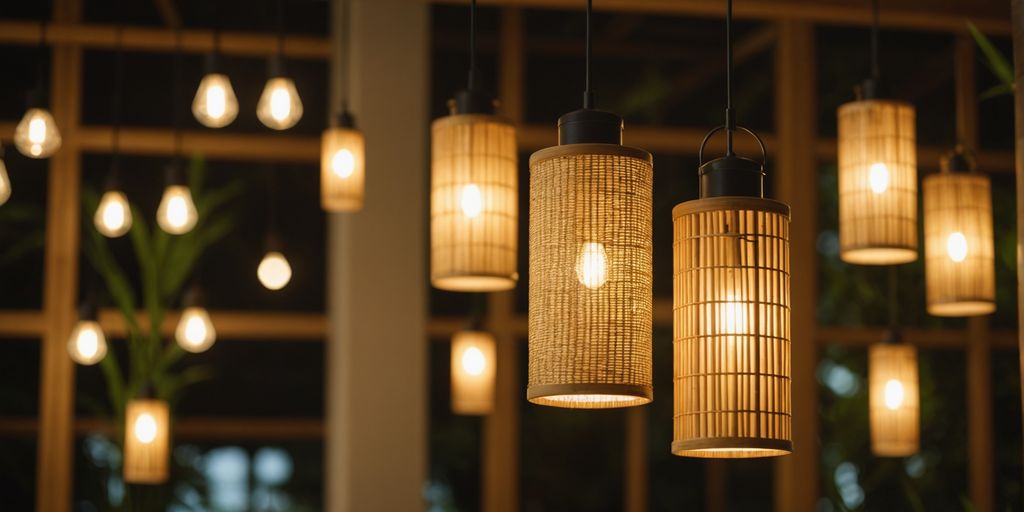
[529,143,651,166]
[672,196,790,218]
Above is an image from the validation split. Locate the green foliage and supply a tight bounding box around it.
[967,21,1015,100]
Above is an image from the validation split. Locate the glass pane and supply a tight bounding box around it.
[990,172,1018,330]
[975,36,1014,151]
[0,436,37,510]
[83,0,329,35]
[993,349,1022,510]
[427,340,483,511]
[430,5,501,121]
[0,338,40,416]
[0,153,47,310]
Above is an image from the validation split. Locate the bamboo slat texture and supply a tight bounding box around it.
[123,399,170,484]
[868,343,919,456]
[321,126,366,212]
[451,330,498,415]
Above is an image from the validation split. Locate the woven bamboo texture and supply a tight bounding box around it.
[123,399,170,484]
[672,197,792,458]
[869,343,919,457]
[321,126,365,212]
[527,143,653,409]
[451,330,497,415]
[837,99,918,265]
[923,172,995,316]
[431,114,518,291]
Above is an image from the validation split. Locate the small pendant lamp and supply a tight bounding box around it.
[672,0,791,458]
[837,0,917,265]
[158,41,198,236]
[527,0,653,409]
[175,285,217,353]
[95,30,133,239]
[124,395,170,484]
[321,0,365,212]
[258,0,303,130]
[451,328,497,415]
[192,20,239,128]
[869,332,919,457]
[67,296,108,366]
[14,23,61,159]
[258,174,293,290]
[430,0,518,292]
[923,147,995,316]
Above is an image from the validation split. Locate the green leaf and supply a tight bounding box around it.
[968,21,1015,92]
[979,82,1015,101]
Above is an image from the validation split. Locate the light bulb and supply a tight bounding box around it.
[157,185,198,235]
[133,413,158,444]
[868,162,890,194]
[192,73,239,128]
[946,231,968,263]
[717,296,747,335]
[14,108,61,158]
[460,184,483,218]
[175,307,216,353]
[331,148,356,179]
[461,346,486,376]
[257,77,303,130]
[883,378,905,410]
[94,191,133,237]
[257,251,292,290]
[67,320,108,365]
[575,241,609,289]
[0,158,10,206]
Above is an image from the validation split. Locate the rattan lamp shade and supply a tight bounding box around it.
[124,399,170,484]
[923,172,995,316]
[869,343,919,457]
[672,197,792,458]
[431,114,518,291]
[321,126,365,212]
[527,143,653,409]
[451,330,497,415]
[837,99,918,265]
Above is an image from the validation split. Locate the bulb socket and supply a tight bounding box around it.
[451,89,496,115]
[557,109,623,145]
[77,299,98,322]
[181,285,206,309]
[164,163,186,187]
[699,154,765,198]
[25,88,44,109]
[334,111,357,129]
[941,146,974,174]
[267,54,285,79]
[882,329,903,345]
[264,232,283,252]
[203,52,221,74]
[856,78,889,101]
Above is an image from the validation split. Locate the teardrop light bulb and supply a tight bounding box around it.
[67,320,108,365]
[157,185,198,235]
[14,108,61,158]
[575,241,609,290]
[175,307,216,353]
[257,251,292,290]
[192,73,239,128]
[257,77,303,130]
[94,191,133,237]
[0,158,10,206]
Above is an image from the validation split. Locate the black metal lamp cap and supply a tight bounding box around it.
[181,285,206,309]
[452,89,496,115]
[856,78,889,101]
[267,54,285,78]
[557,109,623,145]
[77,299,98,322]
[882,329,903,345]
[699,154,764,198]
[264,232,283,252]
[334,110,357,129]
[941,146,974,174]
[164,163,185,187]
[204,52,221,74]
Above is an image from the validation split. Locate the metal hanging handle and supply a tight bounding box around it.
[697,125,768,169]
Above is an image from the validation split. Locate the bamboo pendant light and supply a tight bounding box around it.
[124,398,171,484]
[321,0,366,212]
[672,0,791,458]
[923,148,996,317]
[527,0,653,409]
[430,0,518,292]
[837,0,917,265]
[869,336,919,457]
[451,329,497,415]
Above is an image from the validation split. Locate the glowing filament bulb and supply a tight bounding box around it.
[331,148,356,179]
[461,346,486,376]
[257,77,303,130]
[946,231,968,263]
[14,108,61,158]
[94,191,133,237]
[868,162,890,194]
[576,242,609,289]
[192,73,239,128]
[884,379,905,410]
[175,307,216,353]
[157,185,198,235]
[257,251,292,290]
[460,184,483,218]
[67,320,107,365]
[133,413,158,444]
[718,297,747,335]
[0,159,10,206]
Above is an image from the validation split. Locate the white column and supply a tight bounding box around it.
[326,0,429,510]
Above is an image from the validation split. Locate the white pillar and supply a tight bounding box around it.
[326,0,429,510]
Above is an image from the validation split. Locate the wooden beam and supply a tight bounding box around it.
[483,291,520,512]
[75,126,320,163]
[152,0,182,29]
[0,21,331,59]
[0,417,324,440]
[705,460,726,512]
[98,309,327,340]
[0,310,46,337]
[623,407,649,512]
[1014,0,1024,478]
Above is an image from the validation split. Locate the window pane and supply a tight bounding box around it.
[427,340,483,511]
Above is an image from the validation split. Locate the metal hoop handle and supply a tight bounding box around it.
[697,125,768,169]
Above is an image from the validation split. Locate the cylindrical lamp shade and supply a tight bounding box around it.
[451,330,497,415]
[869,343,919,457]
[124,399,170,484]
[837,99,917,265]
[431,114,518,292]
[321,127,365,212]
[672,197,792,458]
[923,172,995,316]
[527,144,653,408]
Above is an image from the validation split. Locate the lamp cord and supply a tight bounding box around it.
[887,265,898,331]
[341,0,351,111]
[276,0,285,58]
[213,0,222,57]
[725,0,735,155]
[34,21,46,103]
[467,0,477,91]
[172,30,183,169]
[582,0,594,109]
[111,11,124,176]
[870,0,880,82]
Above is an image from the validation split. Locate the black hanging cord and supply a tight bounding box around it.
[724,0,735,155]
[870,0,880,83]
[340,0,352,111]
[172,30,184,170]
[266,166,279,239]
[32,21,47,106]
[276,0,286,58]
[887,265,898,331]
[467,0,478,91]
[213,0,222,56]
[582,0,594,109]
[110,9,125,179]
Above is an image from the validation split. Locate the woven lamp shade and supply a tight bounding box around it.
[451,330,497,415]
[123,399,170,484]
[672,197,792,457]
[869,343,919,457]
[321,126,365,212]
[923,172,995,316]
[837,99,918,265]
[431,114,518,292]
[527,143,653,409]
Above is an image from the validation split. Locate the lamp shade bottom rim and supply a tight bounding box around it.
[672,438,792,459]
[432,275,517,292]
[841,247,917,265]
[928,301,995,317]
[527,383,652,409]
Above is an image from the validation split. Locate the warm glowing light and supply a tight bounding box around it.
[257,251,292,290]
[717,297,747,335]
[94,191,133,237]
[331,149,355,178]
[134,413,158,444]
[884,379,905,410]
[175,307,216,353]
[0,159,10,206]
[67,320,108,365]
[451,331,497,415]
[157,185,198,235]
[575,242,609,289]
[461,346,486,376]
[257,77,303,130]
[460,184,483,218]
[192,73,239,128]
[946,231,968,263]
[14,108,61,158]
[868,162,890,194]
